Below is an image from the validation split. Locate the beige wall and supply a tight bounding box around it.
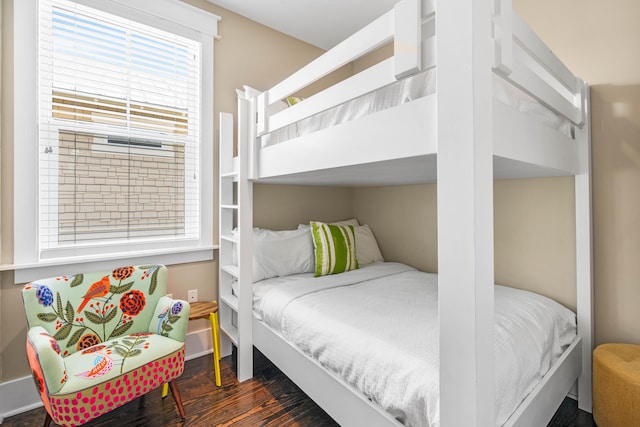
[352,179,577,311]
[0,1,351,382]
[353,184,438,273]
[254,184,354,230]
[494,179,577,311]
[514,0,640,346]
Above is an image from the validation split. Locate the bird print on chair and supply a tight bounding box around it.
[75,352,114,379]
[77,276,111,313]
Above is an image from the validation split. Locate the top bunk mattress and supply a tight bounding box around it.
[250,262,577,427]
[260,70,575,149]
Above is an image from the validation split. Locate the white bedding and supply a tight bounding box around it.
[252,262,577,427]
[260,70,574,148]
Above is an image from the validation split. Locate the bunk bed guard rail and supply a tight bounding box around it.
[249,0,587,180]
[255,0,434,137]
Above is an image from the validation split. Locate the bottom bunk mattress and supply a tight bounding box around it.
[251,262,577,427]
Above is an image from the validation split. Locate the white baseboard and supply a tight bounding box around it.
[184,326,232,360]
[184,326,215,361]
[0,328,232,423]
[0,375,42,423]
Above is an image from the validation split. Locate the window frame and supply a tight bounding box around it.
[12,0,219,283]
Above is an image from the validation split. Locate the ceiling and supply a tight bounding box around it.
[208,0,400,50]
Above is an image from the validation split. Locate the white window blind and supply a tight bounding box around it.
[38,0,202,259]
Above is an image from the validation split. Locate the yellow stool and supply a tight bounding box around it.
[162,301,222,397]
[593,343,640,427]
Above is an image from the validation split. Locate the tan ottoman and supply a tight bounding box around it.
[593,343,640,426]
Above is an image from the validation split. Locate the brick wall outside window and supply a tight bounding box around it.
[57,130,185,243]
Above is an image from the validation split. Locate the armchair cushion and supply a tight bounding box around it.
[22,264,190,427]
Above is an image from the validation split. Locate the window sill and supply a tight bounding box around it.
[3,246,218,284]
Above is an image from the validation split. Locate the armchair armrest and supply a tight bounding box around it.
[26,326,66,395]
[149,296,190,342]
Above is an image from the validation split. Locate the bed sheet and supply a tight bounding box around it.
[252,262,577,427]
[260,70,574,148]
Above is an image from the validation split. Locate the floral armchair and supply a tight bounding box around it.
[22,264,190,427]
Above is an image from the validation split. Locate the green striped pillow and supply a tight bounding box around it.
[310,221,359,277]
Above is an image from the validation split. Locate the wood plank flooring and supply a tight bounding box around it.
[3,351,596,426]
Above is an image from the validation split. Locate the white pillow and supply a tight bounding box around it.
[354,224,384,265]
[299,221,384,266]
[232,227,315,282]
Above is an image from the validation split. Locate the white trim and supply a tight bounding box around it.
[200,33,215,261]
[70,0,220,38]
[0,328,228,421]
[184,327,231,361]
[0,375,42,422]
[12,0,39,271]
[9,246,216,283]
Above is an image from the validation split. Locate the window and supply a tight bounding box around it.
[12,0,219,282]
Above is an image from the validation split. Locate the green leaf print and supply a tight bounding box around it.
[127,349,142,358]
[114,346,128,358]
[104,307,117,323]
[54,323,73,341]
[85,311,105,325]
[65,301,75,324]
[149,269,159,295]
[111,281,134,294]
[56,293,64,318]
[37,313,58,322]
[110,322,132,337]
[67,327,88,347]
[70,274,84,288]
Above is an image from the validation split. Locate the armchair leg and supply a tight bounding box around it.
[44,411,52,427]
[168,381,186,420]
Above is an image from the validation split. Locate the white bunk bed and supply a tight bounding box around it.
[218,0,592,426]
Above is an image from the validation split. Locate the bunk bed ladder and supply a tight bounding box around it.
[219,98,254,381]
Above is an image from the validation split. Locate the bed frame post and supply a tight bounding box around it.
[236,91,255,381]
[492,0,513,76]
[256,92,267,136]
[436,0,495,425]
[575,81,593,412]
[394,0,421,79]
[243,86,262,180]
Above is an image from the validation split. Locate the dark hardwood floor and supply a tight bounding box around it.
[3,351,596,426]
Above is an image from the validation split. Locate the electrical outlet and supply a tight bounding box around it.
[187,289,198,303]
